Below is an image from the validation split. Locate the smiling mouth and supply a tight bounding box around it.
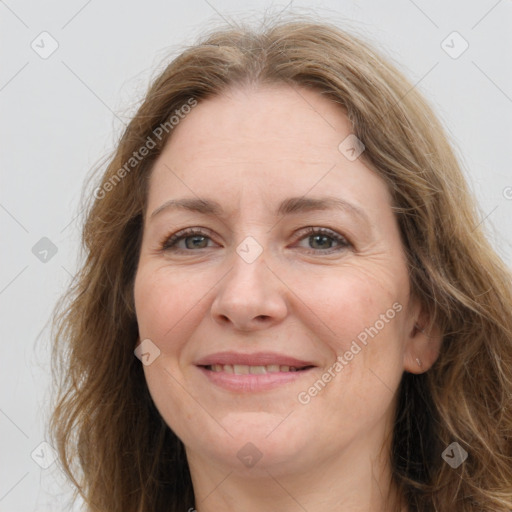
[201,364,315,374]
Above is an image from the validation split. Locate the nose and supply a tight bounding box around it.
[210,248,288,332]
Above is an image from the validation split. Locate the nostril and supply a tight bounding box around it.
[219,315,230,323]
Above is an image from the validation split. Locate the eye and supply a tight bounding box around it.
[293,227,351,253]
[159,226,351,254]
[160,228,217,252]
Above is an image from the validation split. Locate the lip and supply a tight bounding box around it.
[195,351,316,367]
[195,351,317,392]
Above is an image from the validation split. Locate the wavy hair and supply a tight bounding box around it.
[49,16,512,512]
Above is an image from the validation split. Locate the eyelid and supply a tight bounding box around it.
[293,225,348,240]
[291,226,351,251]
[159,227,218,251]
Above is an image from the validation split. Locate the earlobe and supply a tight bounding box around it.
[404,321,443,374]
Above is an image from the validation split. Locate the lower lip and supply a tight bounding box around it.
[197,366,315,392]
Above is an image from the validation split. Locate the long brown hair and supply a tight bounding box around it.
[49,16,512,512]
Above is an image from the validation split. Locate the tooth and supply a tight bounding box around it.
[266,364,280,373]
[233,364,250,375]
[249,365,267,374]
[213,364,223,372]
[280,365,290,372]
[223,364,234,373]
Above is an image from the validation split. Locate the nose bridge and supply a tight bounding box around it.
[224,236,271,303]
[210,234,288,330]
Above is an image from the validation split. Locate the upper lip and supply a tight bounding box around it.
[195,351,316,367]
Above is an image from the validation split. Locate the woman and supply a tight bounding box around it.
[49,17,512,512]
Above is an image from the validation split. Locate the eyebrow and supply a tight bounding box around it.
[150,196,370,225]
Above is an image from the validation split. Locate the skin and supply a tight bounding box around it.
[133,84,442,512]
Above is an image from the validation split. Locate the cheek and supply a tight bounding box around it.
[295,289,405,436]
[134,265,210,434]
[298,263,404,341]
[134,263,209,344]
[300,265,407,390]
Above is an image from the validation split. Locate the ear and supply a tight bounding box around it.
[403,304,443,374]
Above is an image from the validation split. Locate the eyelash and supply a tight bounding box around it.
[159,226,351,254]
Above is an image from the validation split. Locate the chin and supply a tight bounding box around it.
[183,413,318,475]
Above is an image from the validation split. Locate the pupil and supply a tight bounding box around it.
[186,236,207,249]
[311,235,331,249]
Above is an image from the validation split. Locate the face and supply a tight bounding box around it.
[134,84,424,478]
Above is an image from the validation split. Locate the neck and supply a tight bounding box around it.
[186,432,408,512]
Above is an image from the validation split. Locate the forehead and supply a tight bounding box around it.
[164,84,352,161]
[147,84,393,219]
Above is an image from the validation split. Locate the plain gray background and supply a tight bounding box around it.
[1,0,511,510]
